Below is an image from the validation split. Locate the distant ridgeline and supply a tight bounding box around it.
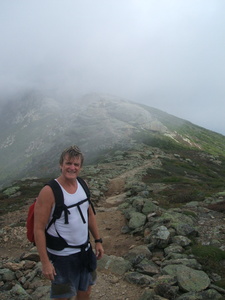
[0,92,225,188]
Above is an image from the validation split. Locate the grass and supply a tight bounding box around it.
[142,149,225,209]
[190,244,225,278]
[0,178,49,216]
[207,201,225,213]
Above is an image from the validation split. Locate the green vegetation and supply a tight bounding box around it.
[190,244,225,278]
[191,245,225,262]
[132,130,186,152]
[142,148,225,208]
[214,278,225,290]
[0,178,49,216]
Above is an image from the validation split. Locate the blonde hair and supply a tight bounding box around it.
[59,145,84,166]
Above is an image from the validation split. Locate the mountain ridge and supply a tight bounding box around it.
[0,92,224,187]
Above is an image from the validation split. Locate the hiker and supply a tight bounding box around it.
[34,145,104,300]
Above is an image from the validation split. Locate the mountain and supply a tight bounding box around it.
[0,91,225,188]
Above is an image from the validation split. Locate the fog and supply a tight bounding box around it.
[1,0,225,134]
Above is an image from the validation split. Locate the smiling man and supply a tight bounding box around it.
[34,145,104,300]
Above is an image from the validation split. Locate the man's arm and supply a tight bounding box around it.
[88,206,104,259]
[34,186,56,280]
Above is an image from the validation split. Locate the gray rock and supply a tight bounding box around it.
[0,268,15,281]
[11,283,32,299]
[97,254,132,275]
[176,288,222,300]
[123,245,152,266]
[177,266,210,292]
[172,235,192,247]
[154,283,179,299]
[125,271,155,286]
[152,274,177,286]
[136,259,160,276]
[149,225,171,249]
[142,200,160,215]
[128,212,146,230]
[157,211,198,237]
[163,264,210,292]
[161,258,202,270]
[176,223,198,237]
[138,288,155,300]
[164,243,184,255]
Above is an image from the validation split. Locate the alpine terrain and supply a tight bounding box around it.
[0,92,225,299]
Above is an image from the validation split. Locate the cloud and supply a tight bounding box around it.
[0,0,225,134]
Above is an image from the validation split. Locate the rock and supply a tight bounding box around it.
[157,211,198,237]
[138,288,156,300]
[154,283,179,299]
[11,283,32,299]
[176,223,198,237]
[128,212,146,230]
[149,225,171,249]
[97,254,132,275]
[123,245,152,266]
[172,235,192,247]
[177,266,210,292]
[176,288,222,300]
[20,252,40,262]
[161,258,202,270]
[125,272,155,286]
[0,268,15,281]
[136,259,160,276]
[152,275,177,286]
[3,261,25,271]
[164,243,184,255]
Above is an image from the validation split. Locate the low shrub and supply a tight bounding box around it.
[191,244,225,277]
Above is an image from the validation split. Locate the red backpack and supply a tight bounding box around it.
[26,200,36,243]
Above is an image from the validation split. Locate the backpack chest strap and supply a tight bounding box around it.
[66,198,89,224]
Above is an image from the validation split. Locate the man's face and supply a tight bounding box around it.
[60,154,82,179]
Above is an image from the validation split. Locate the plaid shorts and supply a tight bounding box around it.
[48,251,96,299]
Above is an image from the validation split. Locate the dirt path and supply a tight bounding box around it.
[106,157,162,197]
[0,170,145,300]
[91,207,144,300]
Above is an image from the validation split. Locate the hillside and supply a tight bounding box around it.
[1,92,225,188]
[0,146,225,299]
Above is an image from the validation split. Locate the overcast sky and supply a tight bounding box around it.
[1,0,225,135]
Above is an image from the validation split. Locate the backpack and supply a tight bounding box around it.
[26,177,95,250]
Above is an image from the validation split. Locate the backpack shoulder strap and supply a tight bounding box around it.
[77,176,96,215]
[46,179,64,204]
[45,179,69,230]
[77,177,90,199]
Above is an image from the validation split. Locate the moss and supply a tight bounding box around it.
[182,210,197,218]
[190,244,225,277]
[3,186,20,197]
[214,278,225,289]
[192,245,225,262]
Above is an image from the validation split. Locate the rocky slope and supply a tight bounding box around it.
[0,147,225,299]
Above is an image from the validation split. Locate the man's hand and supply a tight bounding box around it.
[95,243,104,260]
[42,261,57,281]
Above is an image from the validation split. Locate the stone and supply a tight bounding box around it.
[172,235,192,247]
[164,243,184,255]
[123,245,152,266]
[177,267,210,292]
[125,272,155,286]
[128,212,146,230]
[136,258,160,276]
[97,254,132,275]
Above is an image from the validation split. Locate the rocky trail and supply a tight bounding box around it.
[1,158,225,299]
[0,165,148,300]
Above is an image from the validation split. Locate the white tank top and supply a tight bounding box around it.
[47,179,89,256]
